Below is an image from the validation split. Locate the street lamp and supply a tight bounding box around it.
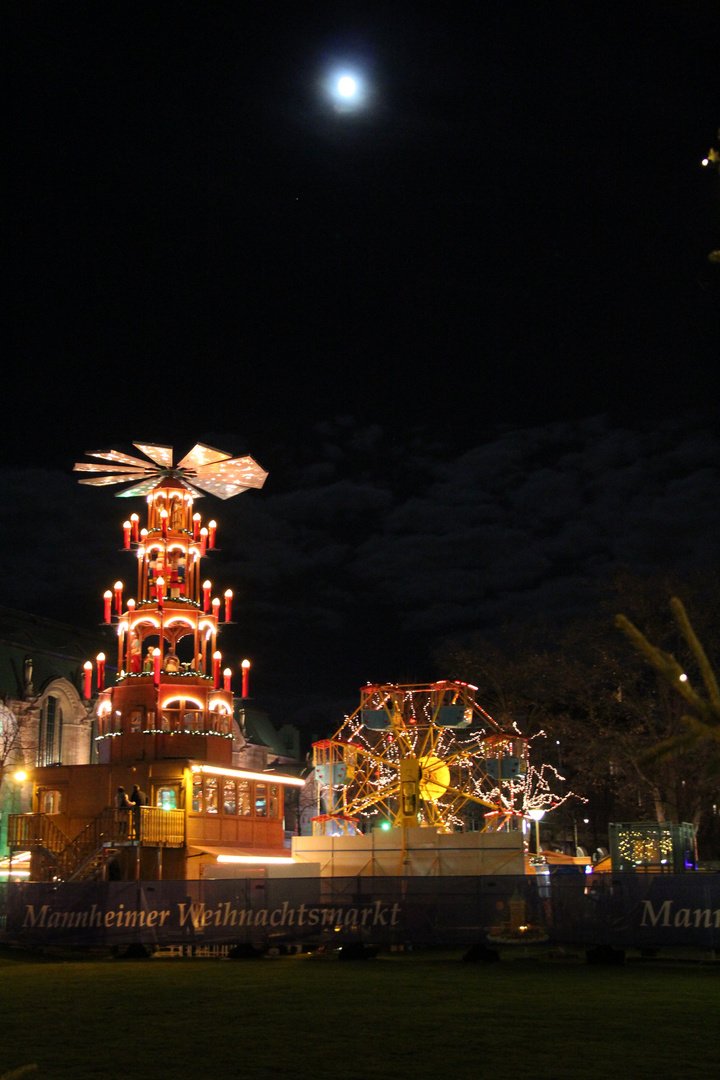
[528,808,546,854]
[12,771,28,814]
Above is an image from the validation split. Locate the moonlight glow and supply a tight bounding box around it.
[326,69,367,111]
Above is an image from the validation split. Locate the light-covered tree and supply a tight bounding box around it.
[438,572,720,855]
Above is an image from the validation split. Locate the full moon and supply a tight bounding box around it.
[325,68,367,112]
[337,75,357,98]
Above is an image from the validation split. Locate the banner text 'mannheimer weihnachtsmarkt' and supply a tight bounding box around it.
[2,874,720,950]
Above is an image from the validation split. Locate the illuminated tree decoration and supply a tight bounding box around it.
[490,730,585,827]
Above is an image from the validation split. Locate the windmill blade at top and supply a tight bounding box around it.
[132,443,174,469]
[176,443,233,471]
[77,473,149,488]
[74,442,268,500]
[74,463,149,474]
[192,456,269,499]
[84,449,156,469]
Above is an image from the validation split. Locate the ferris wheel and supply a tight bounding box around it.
[312,681,529,835]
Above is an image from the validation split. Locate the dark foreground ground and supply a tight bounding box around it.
[0,946,717,1080]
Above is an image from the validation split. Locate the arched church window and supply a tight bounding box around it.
[37,695,63,766]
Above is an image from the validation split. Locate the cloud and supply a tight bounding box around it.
[1,415,717,709]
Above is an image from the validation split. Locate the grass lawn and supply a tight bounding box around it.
[0,949,717,1080]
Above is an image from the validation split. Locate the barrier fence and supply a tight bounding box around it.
[1,873,719,951]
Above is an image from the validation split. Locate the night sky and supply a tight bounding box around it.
[5,5,719,729]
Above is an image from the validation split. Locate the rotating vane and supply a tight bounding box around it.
[74,441,268,500]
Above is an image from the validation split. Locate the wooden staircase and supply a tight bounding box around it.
[8,807,184,881]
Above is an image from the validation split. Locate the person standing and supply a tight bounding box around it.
[114,786,132,838]
[130,784,148,840]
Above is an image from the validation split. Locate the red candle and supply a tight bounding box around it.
[224,589,233,622]
[213,651,221,688]
[223,667,232,692]
[208,520,217,549]
[202,580,211,612]
[156,576,165,609]
[160,509,169,538]
[114,581,123,616]
[83,661,92,698]
[97,652,106,692]
[125,603,135,669]
[193,513,201,540]
[103,590,112,623]
[241,659,250,698]
[212,597,220,623]
[200,527,208,556]
[130,513,139,542]
[153,648,161,686]
[123,521,131,549]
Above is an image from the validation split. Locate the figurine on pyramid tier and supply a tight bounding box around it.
[75,442,268,769]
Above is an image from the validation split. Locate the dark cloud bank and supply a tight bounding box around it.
[1,414,718,728]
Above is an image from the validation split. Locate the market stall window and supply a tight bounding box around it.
[205,775,218,813]
[192,774,203,812]
[222,778,236,814]
[41,789,62,814]
[156,786,178,810]
[237,779,252,816]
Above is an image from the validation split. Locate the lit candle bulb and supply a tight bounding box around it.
[83,661,92,699]
[103,590,112,623]
[193,513,201,540]
[130,513,139,542]
[223,667,232,692]
[241,658,250,698]
[117,621,125,674]
[97,652,106,692]
[213,651,221,688]
[202,580,211,612]
[224,589,233,622]
[123,521,131,549]
[114,582,123,616]
[208,520,217,548]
